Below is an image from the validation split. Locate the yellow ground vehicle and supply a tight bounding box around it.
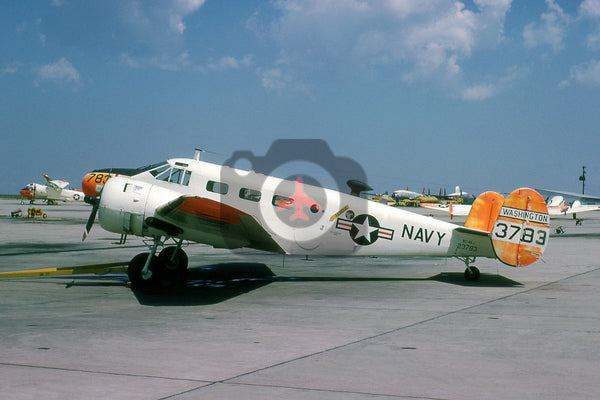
[26,207,47,218]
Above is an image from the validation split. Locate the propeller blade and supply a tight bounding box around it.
[82,201,99,241]
[82,191,101,241]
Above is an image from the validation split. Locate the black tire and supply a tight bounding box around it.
[464,266,480,281]
[128,253,160,288]
[158,246,188,283]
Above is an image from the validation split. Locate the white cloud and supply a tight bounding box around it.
[459,65,525,101]
[260,68,288,92]
[35,58,80,84]
[461,83,497,101]
[120,51,253,74]
[560,59,600,87]
[523,0,569,52]
[261,0,513,94]
[119,53,141,69]
[196,55,254,73]
[580,0,600,18]
[1,63,19,75]
[122,0,206,36]
[579,0,600,49]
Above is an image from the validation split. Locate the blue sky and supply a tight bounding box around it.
[2,0,600,197]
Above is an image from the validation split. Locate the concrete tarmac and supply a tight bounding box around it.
[1,199,599,399]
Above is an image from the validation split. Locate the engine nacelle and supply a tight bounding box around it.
[98,177,180,237]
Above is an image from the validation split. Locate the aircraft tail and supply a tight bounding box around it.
[465,188,549,267]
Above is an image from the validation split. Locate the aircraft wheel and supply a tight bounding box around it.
[464,266,480,281]
[158,247,188,283]
[128,253,160,288]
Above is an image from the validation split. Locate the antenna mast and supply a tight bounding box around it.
[579,166,586,195]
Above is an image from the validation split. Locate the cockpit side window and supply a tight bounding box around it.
[169,168,183,184]
[182,170,192,186]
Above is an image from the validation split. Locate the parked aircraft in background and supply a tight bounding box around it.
[82,150,550,288]
[443,185,475,204]
[392,187,423,199]
[19,174,84,204]
[536,189,600,219]
[420,202,472,218]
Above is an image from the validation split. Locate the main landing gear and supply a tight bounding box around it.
[458,256,480,281]
[127,237,188,288]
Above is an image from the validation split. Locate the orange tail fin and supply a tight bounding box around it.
[464,191,504,232]
[491,188,549,267]
[464,189,549,267]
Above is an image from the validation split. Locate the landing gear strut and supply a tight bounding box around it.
[127,237,188,288]
[458,256,480,281]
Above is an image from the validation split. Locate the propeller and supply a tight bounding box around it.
[82,193,100,241]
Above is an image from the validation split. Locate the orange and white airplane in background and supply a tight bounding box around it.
[82,149,550,288]
[19,174,84,204]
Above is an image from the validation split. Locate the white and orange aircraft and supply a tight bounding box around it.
[83,150,550,287]
[536,189,600,219]
[19,174,84,204]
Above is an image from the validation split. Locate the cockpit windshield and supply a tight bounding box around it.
[149,162,191,186]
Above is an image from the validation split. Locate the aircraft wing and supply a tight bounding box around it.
[42,174,69,190]
[536,188,600,203]
[155,196,285,254]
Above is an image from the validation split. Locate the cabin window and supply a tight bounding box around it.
[239,188,261,202]
[207,180,228,195]
[272,195,293,207]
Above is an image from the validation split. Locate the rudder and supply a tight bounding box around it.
[491,188,550,267]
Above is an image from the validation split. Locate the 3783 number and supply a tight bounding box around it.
[86,173,111,185]
[494,222,547,245]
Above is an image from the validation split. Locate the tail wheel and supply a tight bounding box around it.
[464,266,480,281]
[128,253,160,288]
[158,246,188,283]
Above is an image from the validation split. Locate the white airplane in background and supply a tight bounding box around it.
[392,187,423,199]
[19,174,84,204]
[445,185,475,203]
[83,149,550,288]
[536,189,600,219]
[420,202,472,218]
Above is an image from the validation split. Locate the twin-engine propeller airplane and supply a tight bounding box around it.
[19,174,84,204]
[83,150,550,287]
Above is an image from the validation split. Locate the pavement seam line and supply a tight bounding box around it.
[0,362,212,384]
[196,267,600,395]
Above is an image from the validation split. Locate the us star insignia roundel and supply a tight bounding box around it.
[335,214,394,245]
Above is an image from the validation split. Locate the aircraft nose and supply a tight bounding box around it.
[19,189,33,199]
[82,173,109,197]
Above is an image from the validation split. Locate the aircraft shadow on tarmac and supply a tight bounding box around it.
[128,263,523,306]
[56,262,522,306]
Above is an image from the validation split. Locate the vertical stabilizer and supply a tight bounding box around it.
[491,188,549,267]
[464,191,504,232]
